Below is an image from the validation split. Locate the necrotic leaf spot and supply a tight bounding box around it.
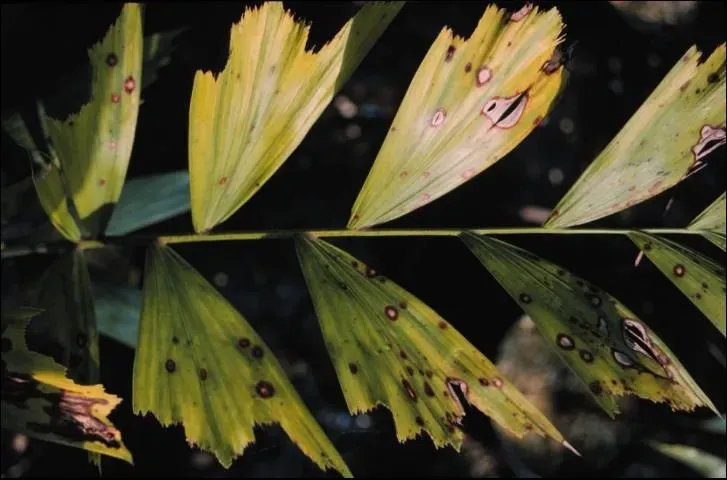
[556,333,575,350]
[416,416,425,426]
[579,350,594,363]
[199,368,208,381]
[349,362,358,374]
[385,306,399,320]
[123,76,136,94]
[431,108,447,127]
[612,349,634,368]
[251,346,264,359]
[238,338,250,349]
[255,380,275,398]
[445,45,456,62]
[476,67,492,86]
[165,359,176,373]
[424,382,435,396]
[585,293,602,307]
[673,264,685,277]
[519,293,532,304]
[402,379,418,401]
[481,93,528,128]
[111,93,120,104]
[106,53,118,66]
[478,378,489,386]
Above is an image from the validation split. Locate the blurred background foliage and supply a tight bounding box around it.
[1,1,725,477]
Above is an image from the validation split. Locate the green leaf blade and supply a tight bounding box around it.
[461,233,717,417]
[295,234,575,454]
[629,232,726,336]
[688,192,726,251]
[546,44,726,228]
[132,243,351,476]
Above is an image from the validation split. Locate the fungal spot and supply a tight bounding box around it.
[431,108,447,127]
[172,336,179,344]
[348,362,358,374]
[98,179,106,187]
[111,93,120,104]
[438,321,448,330]
[366,267,377,277]
[478,378,489,386]
[399,350,408,360]
[255,380,275,398]
[481,93,528,128]
[492,377,503,388]
[643,243,652,251]
[510,3,533,22]
[105,53,118,66]
[557,269,566,276]
[461,168,476,180]
[673,264,685,277]
[424,382,435,397]
[338,281,348,290]
[123,76,136,94]
[465,62,472,73]
[399,171,408,179]
[701,282,709,290]
[691,125,726,163]
[385,305,399,321]
[238,338,250,349]
[585,293,602,307]
[199,368,208,381]
[695,292,702,300]
[579,349,594,363]
[707,72,720,84]
[622,318,659,363]
[165,359,176,373]
[589,380,602,395]
[597,317,609,336]
[415,416,425,426]
[218,176,228,185]
[351,261,359,268]
[519,293,532,304]
[425,370,433,379]
[399,301,408,310]
[402,379,418,401]
[612,349,634,368]
[525,423,533,431]
[251,346,264,359]
[476,67,492,87]
[406,366,415,376]
[445,45,456,62]
[556,333,575,350]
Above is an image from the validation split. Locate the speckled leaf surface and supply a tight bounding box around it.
[1,308,132,463]
[348,3,566,229]
[688,192,726,251]
[461,233,717,417]
[132,243,351,475]
[295,234,576,455]
[629,232,725,336]
[546,44,726,228]
[188,1,404,233]
[35,3,143,240]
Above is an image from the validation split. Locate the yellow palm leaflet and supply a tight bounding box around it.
[546,44,726,228]
[295,234,578,455]
[1,308,133,464]
[132,243,351,475]
[35,3,143,240]
[462,233,717,418]
[188,2,404,233]
[349,3,565,229]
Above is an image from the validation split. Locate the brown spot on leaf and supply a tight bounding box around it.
[519,293,532,304]
[255,380,275,398]
[349,362,358,374]
[589,380,602,395]
[165,359,176,373]
[585,293,602,307]
[238,338,250,349]
[199,368,208,381]
[399,350,408,360]
[366,267,377,277]
[424,382,435,397]
[556,333,575,350]
[478,378,489,386]
[445,45,456,62]
[218,176,228,185]
[123,76,136,94]
[111,93,120,104]
[493,377,503,388]
[579,349,594,363]
[673,264,685,277]
[251,346,264,359]
[402,379,417,401]
[465,62,472,73]
[385,305,399,320]
[106,53,118,66]
[438,321,448,330]
[399,301,408,310]
[415,416,425,426]
[406,366,415,376]
[707,72,720,84]
[172,336,179,344]
[431,108,447,127]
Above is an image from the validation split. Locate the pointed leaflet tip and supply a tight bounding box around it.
[296,235,569,451]
[546,43,726,228]
[562,440,582,457]
[132,243,350,475]
[188,2,403,233]
[348,4,565,229]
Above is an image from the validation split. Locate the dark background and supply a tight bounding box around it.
[1,1,725,477]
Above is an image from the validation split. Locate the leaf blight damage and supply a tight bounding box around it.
[132,242,351,476]
[628,232,726,336]
[34,3,143,240]
[188,1,404,233]
[1,309,133,463]
[545,43,726,228]
[348,3,566,229]
[461,233,718,418]
[295,234,577,455]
